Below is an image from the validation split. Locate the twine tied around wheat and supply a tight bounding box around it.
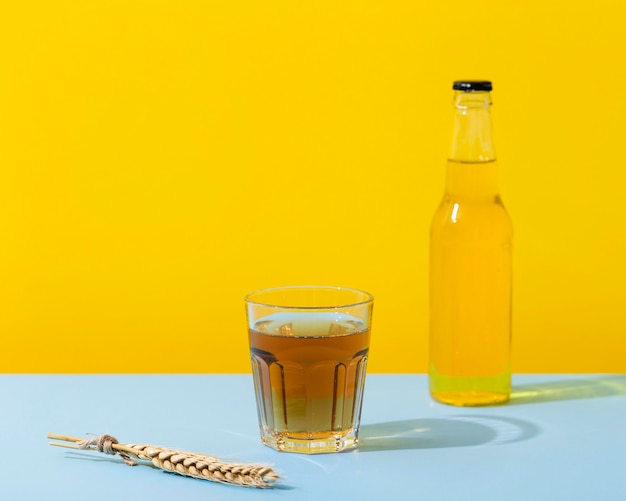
[47,433,280,488]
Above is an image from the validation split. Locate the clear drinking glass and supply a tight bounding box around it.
[245,286,374,454]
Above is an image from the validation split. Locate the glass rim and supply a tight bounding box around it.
[244,285,374,310]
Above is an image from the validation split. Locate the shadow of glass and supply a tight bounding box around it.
[358,415,540,452]
[509,375,626,405]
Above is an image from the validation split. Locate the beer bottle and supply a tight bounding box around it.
[429,80,512,406]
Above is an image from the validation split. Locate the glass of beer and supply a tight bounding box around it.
[245,286,374,454]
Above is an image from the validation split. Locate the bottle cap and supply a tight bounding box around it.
[453,80,492,92]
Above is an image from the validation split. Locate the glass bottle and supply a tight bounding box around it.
[429,80,512,406]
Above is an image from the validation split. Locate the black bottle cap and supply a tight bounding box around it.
[453,80,493,92]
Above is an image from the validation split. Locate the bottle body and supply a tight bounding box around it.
[429,82,512,406]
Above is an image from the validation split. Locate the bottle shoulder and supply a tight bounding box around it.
[435,193,510,209]
[431,196,512,240]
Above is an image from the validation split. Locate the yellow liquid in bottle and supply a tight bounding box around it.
[429,159,512,406]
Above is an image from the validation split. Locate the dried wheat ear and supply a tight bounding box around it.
[47,433,280,488]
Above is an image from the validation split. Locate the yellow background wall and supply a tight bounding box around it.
[1,1,625,373]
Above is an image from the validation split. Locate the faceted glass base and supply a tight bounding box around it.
[260,428,359,454]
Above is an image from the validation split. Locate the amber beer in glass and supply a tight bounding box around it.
[245,286,373,453]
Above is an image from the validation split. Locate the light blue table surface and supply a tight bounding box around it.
[1,374,625,500]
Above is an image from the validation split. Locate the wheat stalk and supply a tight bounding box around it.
[47,433,280,488]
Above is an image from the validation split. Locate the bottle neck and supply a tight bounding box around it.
[445,159,500,199]
[448,90,495,163]
[445,90,499,199]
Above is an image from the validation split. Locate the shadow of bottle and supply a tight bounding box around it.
[509,375,626,405]
[356,376,626,453]
[357,415,540,452]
